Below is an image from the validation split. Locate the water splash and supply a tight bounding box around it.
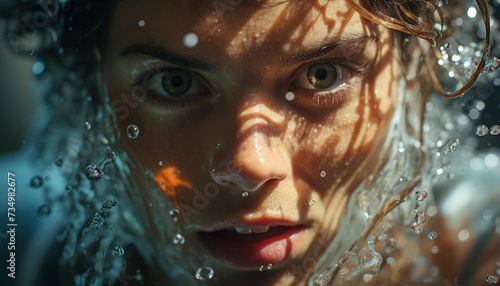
[85,148,118,181]
[111,245,124,257]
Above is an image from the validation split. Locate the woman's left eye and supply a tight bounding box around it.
[296,62,348,91]
[146,68,207,98]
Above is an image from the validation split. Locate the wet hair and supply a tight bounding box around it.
[346,0,492,97]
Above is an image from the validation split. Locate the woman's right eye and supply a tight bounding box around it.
[145,68,208,98]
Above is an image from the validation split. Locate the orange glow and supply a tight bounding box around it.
[155,166,192,207]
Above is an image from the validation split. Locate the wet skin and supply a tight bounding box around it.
[105,0,400,284]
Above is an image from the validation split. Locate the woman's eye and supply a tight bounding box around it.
[147,68,206,97]
[296,62,348,91]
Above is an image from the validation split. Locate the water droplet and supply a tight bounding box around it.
[159,181,164,186]
[430,245,439,254]
[54,157,63,167]
[37,204,51,216]
[414,211,427,224]
[482,57,500,73]
[410,222,422,234]
[315,273,331,285]
[30,176,44,188]
[195,266,214,280]
[183,33,199,48]
[267,263,272,270]
[169,209,180,222]
[127,124,140,139]
[377,233,387,242]
[415,191,428,202]
[285,91,295,101]
[428,232,437,240]
[65,185,72,191]
[486,275,498,284]
[102,199,118,209]
[32,61,45,75]
[85,165,103,181]
[361,248,382,275]
[85,121,91,130]
[320,170,327,178]
[242,192,249,197]
[490,125,500,135]
[111,245,124,257]
[442,138,461,154]
[474,124,489,136]
[173,233,185,245]
[138,20,145,27]
[337,251,359,277]
[443,43,452,49]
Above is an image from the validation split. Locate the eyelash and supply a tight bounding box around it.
[132,58,365,109]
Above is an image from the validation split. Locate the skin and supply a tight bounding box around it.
[104,0,401,284]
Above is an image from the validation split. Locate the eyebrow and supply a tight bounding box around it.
[278,35,379,69]
[119,35,379,73]
[119,42,223,73]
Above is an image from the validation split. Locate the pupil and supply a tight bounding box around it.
[315,68,327,80]
[171,75,184,87]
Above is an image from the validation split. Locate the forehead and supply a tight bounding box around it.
[107,0,379,57]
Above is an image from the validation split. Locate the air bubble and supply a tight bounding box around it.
[169,209,180,222]
[55,157,63,167]
[490,125,500,136]
[259,265,264,271]
[410,222,422,234]
[32,61,45,75]
[138,20,145,27]
[285,91,295,101]
[428,232,437,240]
[37,204,51,216]
[183,33,199,48]
[415,191,428,202]
[85,121,91,130]
[474,124,489,136]
[320,170,327,178]
[159,161,164,166]
[30,176,44,188]
[309,200,315,206]
[111,245,124,257]
[85,165,103,181]
[242,192,249,197]
[267,263,273,270]
[65,185,72,191]
[127,124,140,139]
[195,266,214,280]
[173,233,185,245]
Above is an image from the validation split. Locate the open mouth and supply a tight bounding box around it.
[199,225,306,268]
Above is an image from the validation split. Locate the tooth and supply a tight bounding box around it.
[251,227,270,233]
[235,227,253,234]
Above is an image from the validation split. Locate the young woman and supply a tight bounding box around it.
[1,0,498,285]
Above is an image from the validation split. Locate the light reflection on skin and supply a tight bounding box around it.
[104,0,400,285]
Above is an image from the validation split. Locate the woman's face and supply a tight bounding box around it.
[105,0,400,284]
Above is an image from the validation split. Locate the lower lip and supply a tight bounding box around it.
[200,226,306,268]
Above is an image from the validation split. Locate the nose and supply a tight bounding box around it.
[211,103,289,192]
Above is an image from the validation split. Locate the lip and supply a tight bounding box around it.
[199,220,307,268]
